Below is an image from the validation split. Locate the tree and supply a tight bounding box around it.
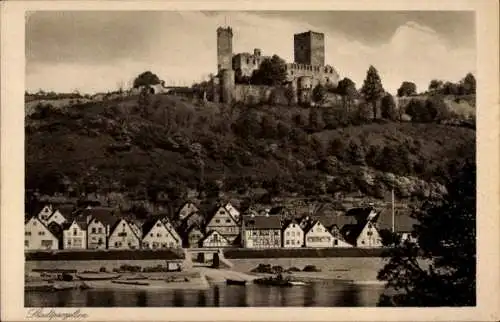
[380,94,398,120]
[462,73,476,95]
[250,55,287,86]
[336,78,357,113]
[397,81,417,97]
[441,81,459,96]
[377,160,475,306]
[428,79,444,93]
[308,108,325,132]
[360,66,385,119]
[133,71,161,88]
[312,83,327,105]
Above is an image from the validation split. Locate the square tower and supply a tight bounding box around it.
[294,31,325,66]
[217,27,233,73]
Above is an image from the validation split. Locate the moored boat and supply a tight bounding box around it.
[226,279,247,286]
[111,280,150,286]
[76,272,121,281]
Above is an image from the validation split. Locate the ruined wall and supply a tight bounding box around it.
[234,85,290,105]
[217,27,233,72]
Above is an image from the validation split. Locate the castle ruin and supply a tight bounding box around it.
[213,26,340,105]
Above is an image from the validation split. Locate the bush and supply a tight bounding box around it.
[99,266,107,273]
[302,265,321,272]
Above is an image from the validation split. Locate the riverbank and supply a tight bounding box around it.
[223,248,390,259]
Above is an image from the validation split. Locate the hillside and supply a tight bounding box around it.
[25,94,475,212]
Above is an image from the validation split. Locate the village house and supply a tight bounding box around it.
[201,230,230,248]
[304,220,334,248]
[341,208,383,248]
[282,219,304,248]
[62,217,88,249]
[85,207,119,249]
[161,218,182,245]
[205,205,240,245]
[108,218,141,250]
[178,202,199,221]
[241,214,282,249]
[25,215,59,250]
[186,225,204,248]
[142,217,181,249]
[329,224,353,247]
[45,208,69,226]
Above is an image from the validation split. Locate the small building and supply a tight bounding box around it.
[85,207,119,249]
[142,217,181,249]
[201,230,230,248]
[341,208,384,248]
[161,218,182,246]
[241,215,282,249]
[178,202,199,221]
[205,205,240,245]
[62,218,87,249]
[25,216,59,250]
[282,219,304,248]
[304,220,334,248]
[108,218,141,250]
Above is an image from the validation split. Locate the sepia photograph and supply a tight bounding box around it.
[0,1,498,320]
[23,9,477,308]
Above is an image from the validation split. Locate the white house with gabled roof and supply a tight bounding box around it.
[108,218,141,249]
[25,216,59,250]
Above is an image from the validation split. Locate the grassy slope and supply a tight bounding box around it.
[25,94,475,207]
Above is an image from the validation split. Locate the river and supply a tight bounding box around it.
[25,280,385,307]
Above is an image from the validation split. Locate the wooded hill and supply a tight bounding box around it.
[25,93,475,213]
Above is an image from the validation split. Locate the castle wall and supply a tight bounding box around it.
[234,85,289,105]
[221,70,235,104]
[286,63,340,88]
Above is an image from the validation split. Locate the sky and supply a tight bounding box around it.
[26,11,476,95]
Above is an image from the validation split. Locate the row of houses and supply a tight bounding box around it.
[25,201,418,251]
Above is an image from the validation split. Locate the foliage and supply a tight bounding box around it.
[312,83,327,104]
[461,73,476,95]
[377,159,476,306]
[380,94,398,120]
[133,71,162,88]
[397,81,417,97]
[336,77,358,112]
[379,229,401,246]
[250,55,287,86]
[360,66,385,119]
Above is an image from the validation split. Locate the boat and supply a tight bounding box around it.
[226,279,247,286]
[75,272,122,281]
[288,281,307,286]
[253,276,293,287]
[52,283,75,291]
[111,280,150,286]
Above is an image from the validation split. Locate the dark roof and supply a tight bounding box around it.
[340,224,364,245]
[83,207,120,227]
[54,205,76,218]
[47,222,63,239]
[377,208,419,232]
[282,218,301,230]
[242,215,281,230]
[62,215,87,230]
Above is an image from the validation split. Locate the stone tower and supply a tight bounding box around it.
[294,31,325,66]
[217,27,233,73]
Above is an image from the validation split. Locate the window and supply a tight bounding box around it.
[215,219,220,224]
[252,231,257,236]
[156,223,162,227]
[226,219,231,223]
[334,239,338,246]
[25,240,29,247]
[291,231,295,237]
[38,231,45,236]
[91,227,96,234]
[25,231,31,236]
[367,231,373,236]
[286,231,290,236]
[97,227,103,234]
[274,231,279,236]
[68,240,72,246]
[361,241,365,244]
[157,233,161,237]
[41,240,53,248]
[73,229,78,236]
[286,240,290,245]
[98,238,103,245]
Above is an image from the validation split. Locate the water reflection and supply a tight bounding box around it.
[25,281,384,307]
